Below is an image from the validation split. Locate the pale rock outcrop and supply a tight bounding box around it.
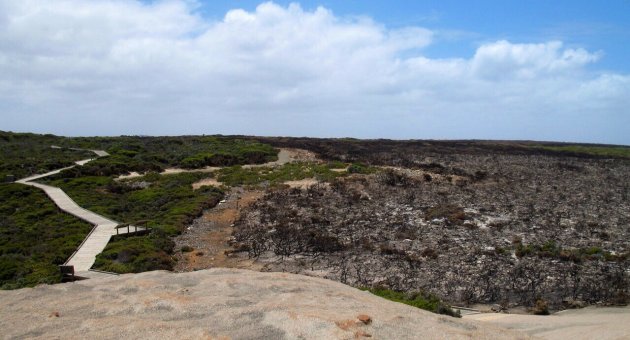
[0,269,528,339]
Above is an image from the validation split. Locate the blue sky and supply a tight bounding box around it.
[2,0,629,144]
[197,1,630,72]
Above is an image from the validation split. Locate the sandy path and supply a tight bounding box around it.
[465,306,630,339]
[191,177,222,189]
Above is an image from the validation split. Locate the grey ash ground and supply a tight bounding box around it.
[230,140,630,312]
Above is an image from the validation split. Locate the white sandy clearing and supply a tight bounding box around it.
[242,148,320,169]
[331,167,348,173]
[284,178,319,189]
[465,306,630,340]
[191,177,222,190]
[115,171,142,180]
[161,166,222,175]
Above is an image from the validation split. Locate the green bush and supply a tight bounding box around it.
[535,145,630,159]
[362,287,461,317]
[217,162,346,187]
[41,172,223,273]
[93,231,175,273]
[347,163,372,174]
[65,136,278,175]
[0,131,94,179]
[0,184,92,289]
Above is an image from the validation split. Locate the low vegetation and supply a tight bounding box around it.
[1,131,280,179]
[362,287,461,317]
[0,184,91,289]
[43,172,223,273]
[535,144,630,159]
[0,131,93,179]
[2,131,629,315]
[216,162,349,187]
[93,231,176,274]
[512,240,627,263]
[1,131,277,279]
[58,136,279,176]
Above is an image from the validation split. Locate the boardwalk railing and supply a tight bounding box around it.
[115,224,152,235]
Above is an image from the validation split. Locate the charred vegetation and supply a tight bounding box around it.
[233,139,630,311]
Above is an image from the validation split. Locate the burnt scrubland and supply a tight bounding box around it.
[232,138,630,311]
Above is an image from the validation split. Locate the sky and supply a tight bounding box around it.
[1,0,629,144]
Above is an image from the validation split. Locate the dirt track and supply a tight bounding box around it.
[174,148,323,271]
[173,188,263,272]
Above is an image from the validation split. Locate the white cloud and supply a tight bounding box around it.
[470,40,601,80]
[0,0,628,144]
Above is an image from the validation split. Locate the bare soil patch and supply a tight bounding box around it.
[161,166,221,175]
[191,177,222,190]
[243,148,320,168]
[283,178,319,189]
[173,189,264,271]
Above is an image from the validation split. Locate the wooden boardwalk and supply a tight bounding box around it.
[16,148,144,277]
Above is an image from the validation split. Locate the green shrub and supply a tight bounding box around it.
[93,231,176,273]
[40,173,223,274]
[31,134,280,176]
[362,287,460,317]
[535,145,630,159]
[0,184,91,289]
[0,131,94,179]
[217,162,346,187]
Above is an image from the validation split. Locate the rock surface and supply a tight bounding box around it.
[465,305,630,340]
[0,269,528,339]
